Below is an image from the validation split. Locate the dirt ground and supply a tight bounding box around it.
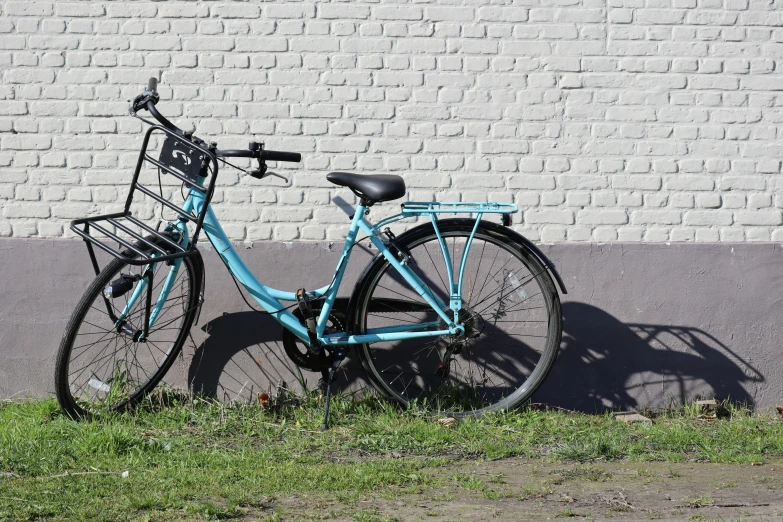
[264,458,783,521]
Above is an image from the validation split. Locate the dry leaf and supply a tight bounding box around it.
[435,417,457,427]
[615,413,652,425]
[258,393,270,408]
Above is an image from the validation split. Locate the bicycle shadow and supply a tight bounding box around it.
[533,302,764,410]
[186,306,367,403]
[185,301,764,411]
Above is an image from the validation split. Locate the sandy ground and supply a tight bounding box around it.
[262,458,783,521]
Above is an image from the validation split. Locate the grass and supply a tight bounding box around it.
[1,395,783,520]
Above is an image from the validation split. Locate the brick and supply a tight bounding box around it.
[319,4,370,20]
[5,2,53,16]
[578,209,629,225]
[735,210,782,226]
[132,36,181,51]
[264,5,314,19]
[477,7,528,22]
[425,7,475,22]
[0,3,778,243]
[3,203,50,218]
[373,6,423,21]
[525,209,575,225]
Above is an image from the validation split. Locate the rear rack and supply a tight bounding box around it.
[70,125,218,267]
[401,202,518,215]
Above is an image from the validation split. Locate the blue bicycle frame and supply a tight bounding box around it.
[122,174,517,347]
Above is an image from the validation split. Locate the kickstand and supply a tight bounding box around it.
[321,349,344,431]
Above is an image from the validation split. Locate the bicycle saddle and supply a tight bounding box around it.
[326,172,406,203]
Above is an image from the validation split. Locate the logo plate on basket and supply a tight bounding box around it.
[159,137,202,182]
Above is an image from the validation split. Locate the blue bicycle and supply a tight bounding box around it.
[55,79,566,426]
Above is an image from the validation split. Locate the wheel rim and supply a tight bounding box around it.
[62,258,195,414]
[359,229,558,415]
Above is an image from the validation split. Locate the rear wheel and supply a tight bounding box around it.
[353,220,562,416]
[55,247,201,418]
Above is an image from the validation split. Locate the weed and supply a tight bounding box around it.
[1,398,782,520]
[552,466,611,482]
[686,495,715,508]
[556,507,581,518]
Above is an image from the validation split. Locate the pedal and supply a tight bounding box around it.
[295,288,320,351]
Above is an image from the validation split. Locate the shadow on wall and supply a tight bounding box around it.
[187,302,764,411]
[535,302,764,411]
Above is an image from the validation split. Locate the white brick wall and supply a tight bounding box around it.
[1,0,783,243]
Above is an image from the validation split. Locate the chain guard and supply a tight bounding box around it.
[281,307,345,372]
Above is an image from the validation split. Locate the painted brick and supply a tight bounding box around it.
[0,1,778,243]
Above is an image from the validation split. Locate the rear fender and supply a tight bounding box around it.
[345,218,567,334]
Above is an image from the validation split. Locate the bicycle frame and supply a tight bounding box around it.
[123,173,518,347]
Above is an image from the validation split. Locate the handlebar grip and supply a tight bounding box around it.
[262,150,301,163]
[147,77,158,92]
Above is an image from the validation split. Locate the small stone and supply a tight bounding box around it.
[615,413,652,425]
[696,399,717,413]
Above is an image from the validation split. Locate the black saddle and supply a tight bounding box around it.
[326,172,406,203]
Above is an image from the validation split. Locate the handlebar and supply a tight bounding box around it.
[133,78,302,168]
[146,100,182,135]
[216,148,301,163]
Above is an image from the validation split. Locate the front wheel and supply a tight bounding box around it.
[55,246,202,418]
[352,219,562,417]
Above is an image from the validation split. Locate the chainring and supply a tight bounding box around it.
[281,308,345,372]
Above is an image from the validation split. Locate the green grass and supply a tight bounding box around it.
[1,396,782,521]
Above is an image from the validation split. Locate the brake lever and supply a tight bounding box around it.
[266,171,289,183]
[130,89,159,114]
[248,169,289,183]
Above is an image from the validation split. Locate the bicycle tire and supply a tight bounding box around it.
[55,244,202,419]
[351,219,562,416]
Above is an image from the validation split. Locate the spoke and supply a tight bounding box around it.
[69,329,119,361]
[467,240,487,303]
[70,335,133,387]
[470,268,545,312]
[81,320,114,334]
[495,298,544,316]
[422,242,449,293]
[469,255,519,307]
[473,247,500,306]
[368,297,428,322]
[146,308,193,333]
[476,291,541,318]
[123,293,186,322]
[368,313,424,325]
[69,337,127,379]
[376,283,427,307]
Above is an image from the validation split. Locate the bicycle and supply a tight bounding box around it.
[55,78,567,428]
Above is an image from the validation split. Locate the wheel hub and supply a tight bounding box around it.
[441,307,485,352]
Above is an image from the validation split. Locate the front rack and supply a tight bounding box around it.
[70,124,219,267]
